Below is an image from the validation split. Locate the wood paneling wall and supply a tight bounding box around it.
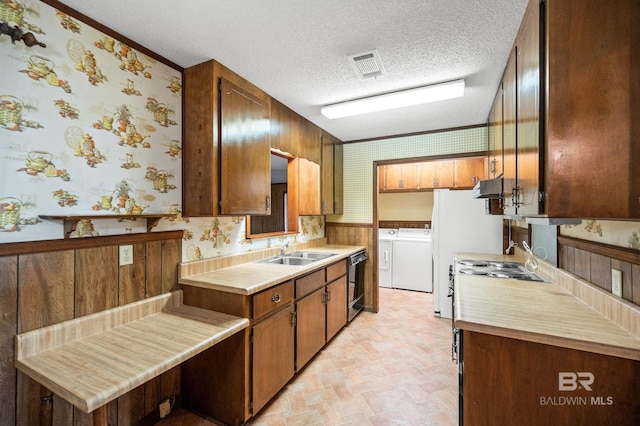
[325,223,376,311]
[559,235,640,306]
[379,220,430,229]
[0,231,182,425]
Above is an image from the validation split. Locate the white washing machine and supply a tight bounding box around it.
[378,228,398,288]
[392,228,433,292]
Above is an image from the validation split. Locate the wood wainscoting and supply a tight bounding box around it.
[325,223,376,312]
[0,231,182,426]
[559,235,640,306]
[378,220,431,229]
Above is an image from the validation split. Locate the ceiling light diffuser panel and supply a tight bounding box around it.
[321,79,465,119]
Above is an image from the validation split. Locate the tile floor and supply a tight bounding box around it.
[160,288,458,425]
[246,288,458,426]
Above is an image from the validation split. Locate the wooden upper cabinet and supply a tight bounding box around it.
[501,49,517,216]
[515,0,540,216]
[183,60,271,216]
[419,160,454,189]
[380,164,397,190]
[544,0,640,218]
[493,0,640,218]
[321,131,343,215]
[454,157,487,188]
[220,78,271,215]
[183,60,220,216]
[488,84,504,179]
[383,163,420,191]
[321,133,333,214]
[295,157,321,216]
[270,98,294,155]
[333,141,343,214]
[297,116,321,164]
[379,157,485,192]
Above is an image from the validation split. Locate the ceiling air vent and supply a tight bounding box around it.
[348,49,386,79]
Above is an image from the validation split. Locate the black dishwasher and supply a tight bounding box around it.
[347,249,367,322]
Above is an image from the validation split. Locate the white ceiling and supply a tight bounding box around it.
[57,0,528,142]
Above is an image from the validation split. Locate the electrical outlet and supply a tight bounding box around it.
[119,245,133,266]
[159,398,171,418]
[611,269,622,297]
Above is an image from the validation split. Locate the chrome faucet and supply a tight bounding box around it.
[280,242,289,256]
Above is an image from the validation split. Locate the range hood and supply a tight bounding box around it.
[472,178,504,199]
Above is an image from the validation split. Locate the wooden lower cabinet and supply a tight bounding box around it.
[326,275,347,342]
[296,287,327,371]
[295,259,348,370]
[180,258,349,421]
[252,305,295,413]
[461,331,640,426]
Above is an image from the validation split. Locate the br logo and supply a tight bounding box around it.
[558,372,594,391]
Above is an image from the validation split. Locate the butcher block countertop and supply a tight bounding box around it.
[454,252,640,361]
[15,290,249,414]
[179,245,365,295]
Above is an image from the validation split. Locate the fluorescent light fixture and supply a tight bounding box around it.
[321,79,465,119]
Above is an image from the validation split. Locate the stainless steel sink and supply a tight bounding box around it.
[257,251,336,265]
[258,256,317,266]
[285,251,336,260]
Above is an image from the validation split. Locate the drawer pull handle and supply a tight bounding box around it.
[271,293,281,303]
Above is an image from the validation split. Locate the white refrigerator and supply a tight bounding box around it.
[431,189,503,319]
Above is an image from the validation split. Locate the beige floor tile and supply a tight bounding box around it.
[248,288,458,426]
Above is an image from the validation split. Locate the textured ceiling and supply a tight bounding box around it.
[56,0,528,142]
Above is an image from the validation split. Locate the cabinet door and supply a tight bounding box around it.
[183,60,220,216]
[502,49,518,215]
[383,164,403,190]
[296,157,321,215]
[333,142,343,214]
[326,276,347,342]
[454,157,487,188]
[378,165,388,191]
[545,0,639,218]
[320,132,343,215]
[383,163,419,190]
[220,78,271,215]
[295,288,326,371]
[488,85,504,179]
[298,117,322,164]
[515,0,541,216]
[270,98,293,155]
[419,160,454,189]
[321,133,334,214]
[252,305,295,414]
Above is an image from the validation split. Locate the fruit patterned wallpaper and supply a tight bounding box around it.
[155,215,326,262]
[0,0,182,242]
[561,220,640,252]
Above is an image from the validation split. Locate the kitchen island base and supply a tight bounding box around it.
[461,331,640,425]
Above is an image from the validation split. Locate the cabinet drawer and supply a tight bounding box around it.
[326,259,347,283]
[253,280,294,320]
[295,269,325,299]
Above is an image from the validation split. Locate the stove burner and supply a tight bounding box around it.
[457,259,489,267]
[455,259,545,282]
[488,261,521,269]
[458,268,489,275]
[488,270,532,280]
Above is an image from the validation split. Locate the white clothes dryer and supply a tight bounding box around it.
[391,228,433,292]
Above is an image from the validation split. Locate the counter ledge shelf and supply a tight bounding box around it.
[14,290,249,426]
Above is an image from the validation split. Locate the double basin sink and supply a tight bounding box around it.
[257,251,336,266]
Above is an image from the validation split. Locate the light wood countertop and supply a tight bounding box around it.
[15,291,250,413]
[453,253,640,361]
[179,245,365,295]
